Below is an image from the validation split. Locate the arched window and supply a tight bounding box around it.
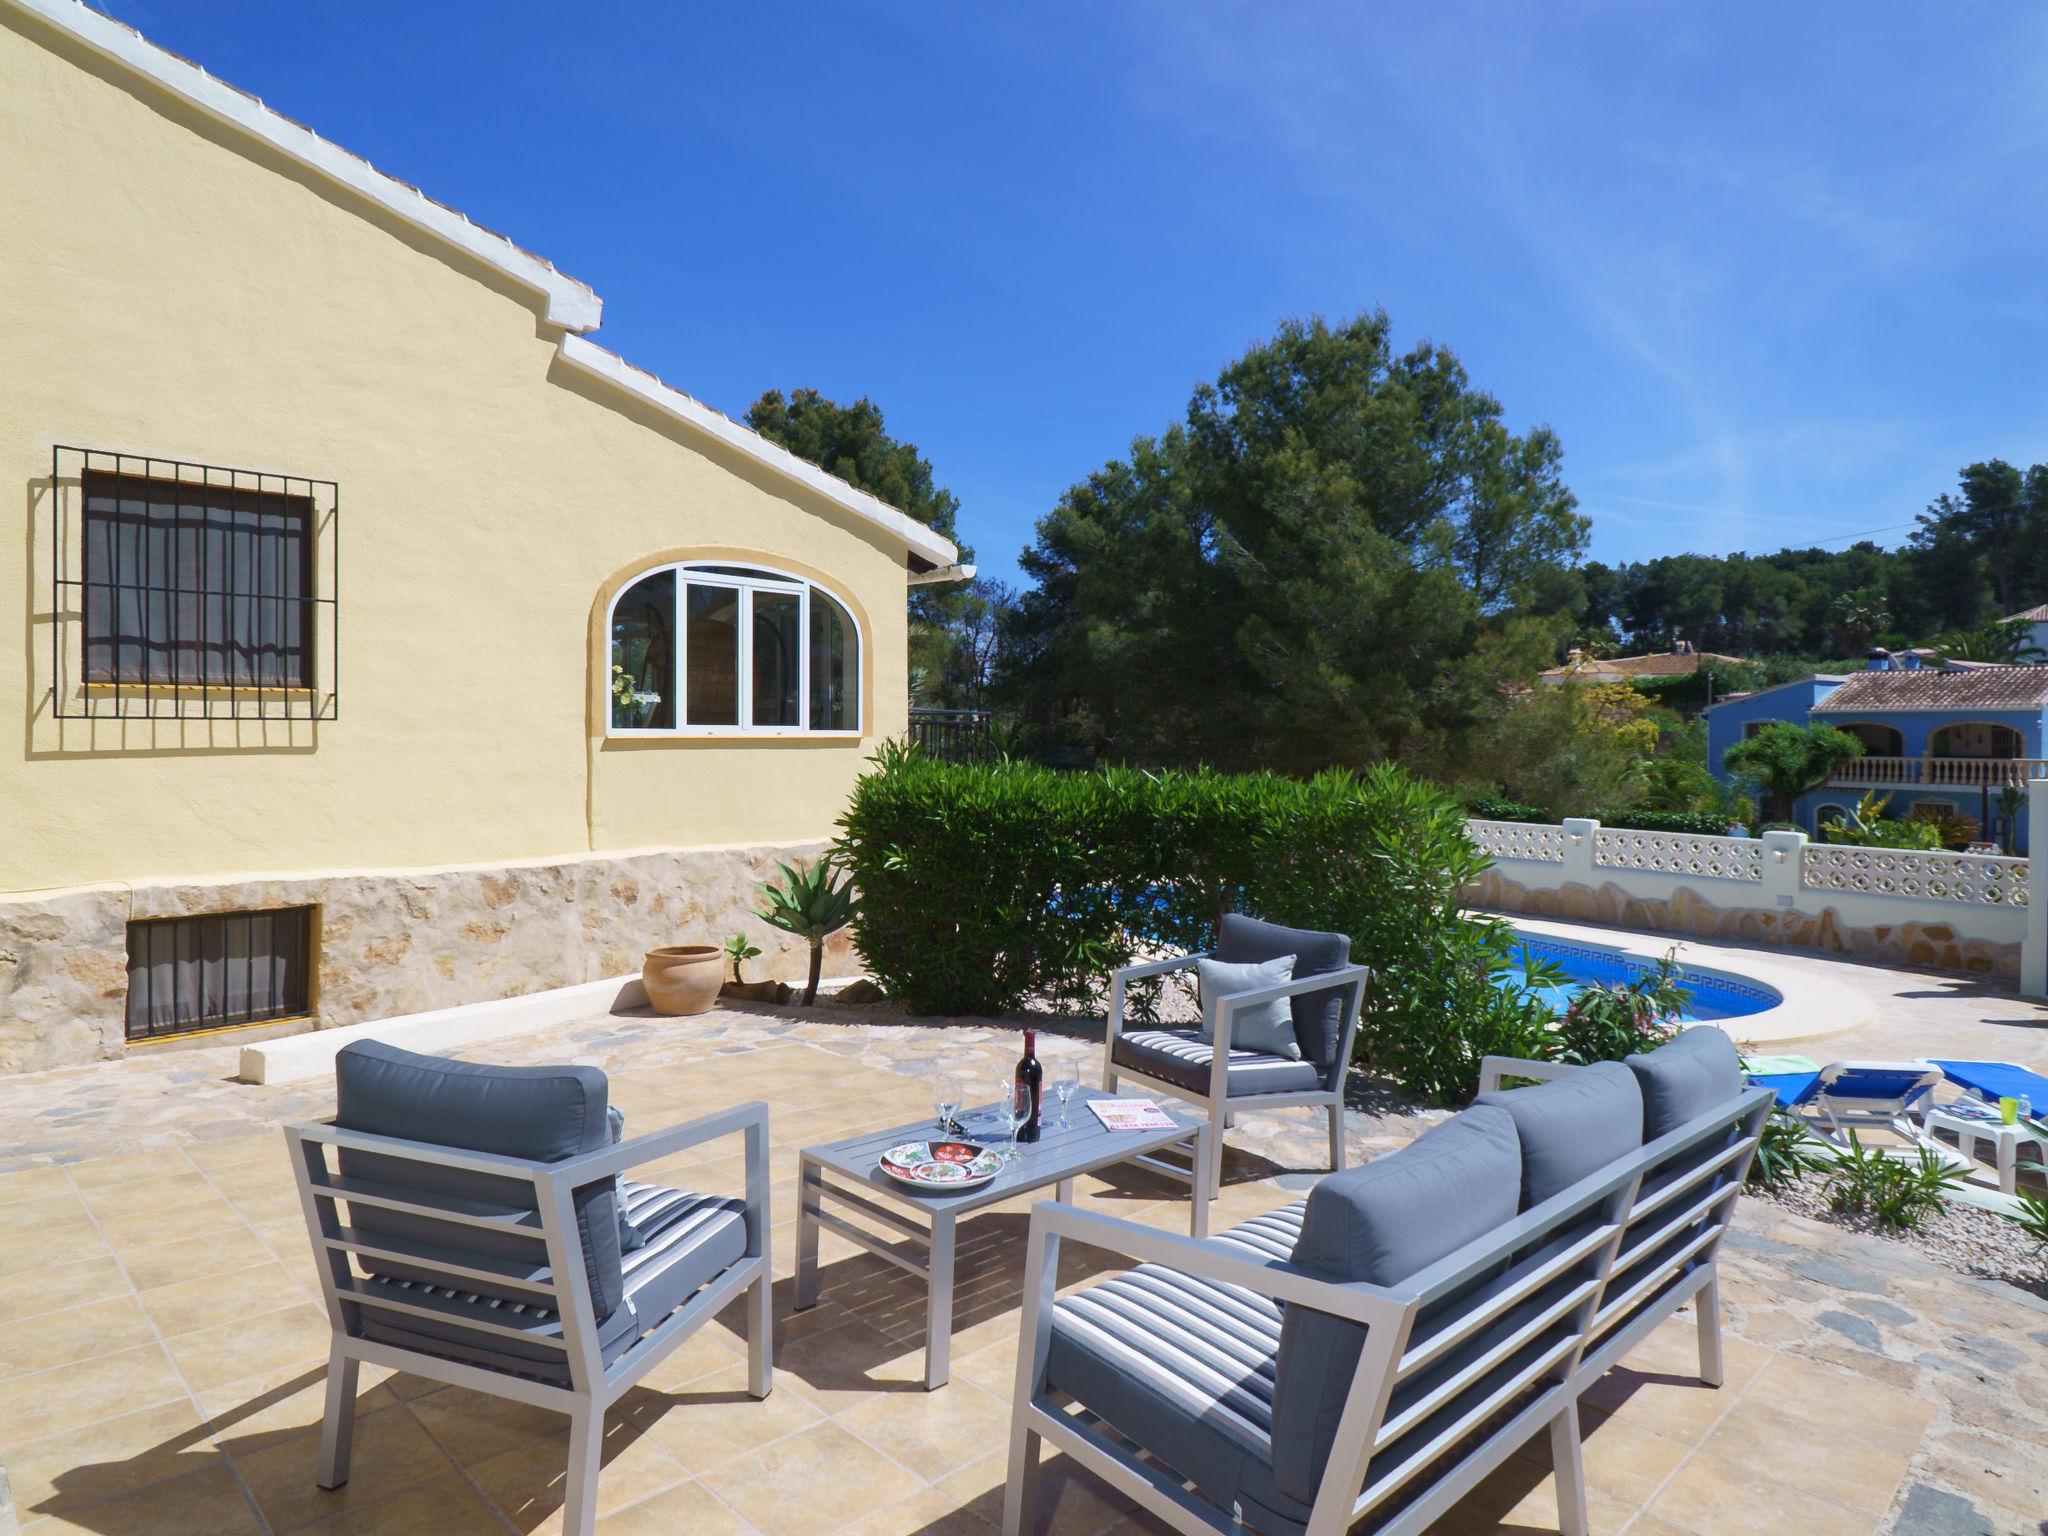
[608,563,860,735]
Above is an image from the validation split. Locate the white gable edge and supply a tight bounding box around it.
[9,0,603,332]
[556,336,960,569]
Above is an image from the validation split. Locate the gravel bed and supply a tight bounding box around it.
[1748,1177,2048,1298]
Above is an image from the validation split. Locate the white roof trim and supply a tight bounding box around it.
[7,0,602,332]
[556,336,960,569]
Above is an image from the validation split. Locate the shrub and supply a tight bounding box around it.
[1551,952,1688,1065]
[837,746,1546,1103]
[1466,795,1550,823]
[1745,1110,1829,1192]
[1820,791,1946,850]
[1595,809,1736,836]
[1823,1134,1967,1231]
[2007,1190,2048,1248]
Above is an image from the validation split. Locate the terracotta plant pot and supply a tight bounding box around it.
[641,945,723,1016]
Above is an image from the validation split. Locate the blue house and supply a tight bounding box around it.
[1704,655,2048,853]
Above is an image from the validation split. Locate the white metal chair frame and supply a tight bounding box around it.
[285,1101,772,1536]
[1006,1075,1772,1536]
[1102,951,1373,1197]
[1786,1060,1973,1173]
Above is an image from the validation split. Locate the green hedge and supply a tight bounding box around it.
[836,747,1548,1104]
[1465,795,1550,823]
[1595,809,1738,836]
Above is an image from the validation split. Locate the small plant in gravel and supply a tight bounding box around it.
[1746,1110,1830,1192]
[1824,1133,1968,1232]
[2006,1190,2048,1248]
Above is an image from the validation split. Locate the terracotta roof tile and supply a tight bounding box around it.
[1811,667,2048,713]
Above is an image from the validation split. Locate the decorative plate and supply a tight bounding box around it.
[878,1140,1003,1191]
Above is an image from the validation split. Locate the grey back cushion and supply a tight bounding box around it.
[334,1041,625,1322]
[1215,913,1352,1069]
[1626,1025,1743,1141]
[1270,1105,1520,1503]
[1476,1061,1644,1211]
[1196,953,1299,1058]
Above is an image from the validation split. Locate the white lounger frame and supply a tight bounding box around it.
[1102,952,1373,1196]
[1006,1073,1772,1536]
[285,1102,772,1536]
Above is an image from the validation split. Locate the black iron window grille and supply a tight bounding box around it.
[52,447,339,719]
[125,906,315,1041]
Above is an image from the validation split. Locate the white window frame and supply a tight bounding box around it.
[606,562,863,739]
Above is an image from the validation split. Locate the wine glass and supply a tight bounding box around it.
[997,1075,1030,1165]
[933,1068,964,1138]
[1048,1056,1081,1131]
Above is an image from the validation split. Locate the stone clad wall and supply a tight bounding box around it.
[0,840,851,1074]
[1468,867,2022,978]
[1465,815,2034,982]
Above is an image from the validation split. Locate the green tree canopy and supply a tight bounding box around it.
[745,386,1000,704]
[998,312,1587,771]
[1720,722,1864,822]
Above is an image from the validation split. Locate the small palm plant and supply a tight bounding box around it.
[722,931,762,985]
[1745,1110,1829,1192]
[755,859,857,1006]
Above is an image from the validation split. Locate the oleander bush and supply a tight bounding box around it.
[838,745,1550,1102]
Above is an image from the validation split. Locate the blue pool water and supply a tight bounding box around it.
[1499,933,1780,1022]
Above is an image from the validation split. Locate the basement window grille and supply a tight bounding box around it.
[125,907,315,1041]
[52,447,338,719]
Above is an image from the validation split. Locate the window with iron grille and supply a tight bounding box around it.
[125,907,315,1041]
[52,447,338,718]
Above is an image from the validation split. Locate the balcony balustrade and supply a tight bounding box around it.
[1831,754,2048,789]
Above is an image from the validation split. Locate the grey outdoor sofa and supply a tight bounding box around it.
[1102,913,1372,1197]
[285,1041,772,1536]
[1009,1025,1770,1536]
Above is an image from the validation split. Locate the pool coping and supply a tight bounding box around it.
[1485,912,1875,1047]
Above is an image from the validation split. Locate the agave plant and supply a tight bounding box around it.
[755,858,858,1005]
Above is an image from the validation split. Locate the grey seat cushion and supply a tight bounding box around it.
[358,1180,747,1383]
[1216,914,1354,1073]
[1269,1106,1522,1504]
[334,1041,625,1325]
[1042,1205,1312,1534]
[1626,1026,1743,1140]
[1475,1061,1644,1211]
[1113,1028,1323,1097]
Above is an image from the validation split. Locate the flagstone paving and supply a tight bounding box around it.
[0,935,2044,1534]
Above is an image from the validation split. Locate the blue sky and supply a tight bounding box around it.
[101,1,2048,588]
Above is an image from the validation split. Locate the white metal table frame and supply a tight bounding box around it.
[794,1087,1210,1389]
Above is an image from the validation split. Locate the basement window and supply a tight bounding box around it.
[125,907,314,1042]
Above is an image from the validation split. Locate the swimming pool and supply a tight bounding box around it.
[1499,932,1781,1023]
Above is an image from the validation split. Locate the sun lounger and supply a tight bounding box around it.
[1927,1059,2048,1114]
[1744,1059,1970,1171]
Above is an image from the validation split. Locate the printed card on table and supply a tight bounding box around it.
[1089,1098,1177,1132]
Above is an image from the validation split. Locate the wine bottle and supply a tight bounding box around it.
[1014,1028,1043,1143]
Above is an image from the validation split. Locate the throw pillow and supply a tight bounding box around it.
[1195,953,1298,1058]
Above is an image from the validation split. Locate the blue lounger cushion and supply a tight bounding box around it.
[1928,1060,2048,1109]
[1215,913,1354,1074]
[1626,1026,1743,1140]
[1477,1061,1643,1210]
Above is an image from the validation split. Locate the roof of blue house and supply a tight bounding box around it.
[1809,667,2048,714]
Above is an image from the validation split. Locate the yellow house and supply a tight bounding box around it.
[0,0,965,1071]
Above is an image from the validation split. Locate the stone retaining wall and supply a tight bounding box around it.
[0,840,851,1074]
[1469,868,2022,979]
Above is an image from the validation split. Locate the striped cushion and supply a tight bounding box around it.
[358,1180,746,1383]
[1113,1028,1323,1097]
[1041,1204,1311,1531]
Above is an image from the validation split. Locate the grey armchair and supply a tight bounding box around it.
[285,1041,772,1536]
[1102,912,1370,1196]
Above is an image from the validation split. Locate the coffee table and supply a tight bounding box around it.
[793,1087,1211,1389]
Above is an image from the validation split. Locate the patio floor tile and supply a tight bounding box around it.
[701,1420,926,1534]
[230,1403,456,1533]
[0,1397,216,1517]
[0,1343,185,1445]
[20,1460,261,1534]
